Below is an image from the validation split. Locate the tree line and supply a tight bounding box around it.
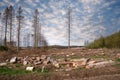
[87,31,120,48]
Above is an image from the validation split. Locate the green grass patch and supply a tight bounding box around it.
[70,56,82,59]
[113,63,120,67]
[33,68,54,75]
[15,63,23,68]
[116,58,120,62]
[0,66,30,75]
[88,54,110,60]
[0,65,53,76]
[35,68,49,73]
[0,66,53,75]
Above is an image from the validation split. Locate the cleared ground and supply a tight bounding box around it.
[0,47,120,80]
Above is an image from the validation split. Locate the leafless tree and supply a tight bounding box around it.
[3,7,9,47]
[67,7,72,49]
[16,6,24,51]
[0,12,2,39]
[8,5,14,45]
[0,12,5,46]
[33,9,39,48]
[27,33,30,47]
[23,36,27,47]
[0,12,2,45]
[42,36,48,47]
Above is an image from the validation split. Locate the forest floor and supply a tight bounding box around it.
[0,47,120,80]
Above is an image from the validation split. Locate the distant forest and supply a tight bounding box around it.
[87,31,120,48]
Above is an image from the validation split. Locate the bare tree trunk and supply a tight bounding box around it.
[0,13,2,44]
[17,19,20,51]
[27,33,30,47]
[34,23,37,48]
[67,7,71,49]
[10,21,12,43]
[9,16,11,44]
[38,22,42,47]
[3,7,9,47]
[16,6,23,51]
[36,21,39,47]
[9,16,13,45]
[9,6,14,45]
[33,9,39,49]
[4,16,8,47]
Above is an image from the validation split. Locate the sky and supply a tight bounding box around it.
[0,0,120,46]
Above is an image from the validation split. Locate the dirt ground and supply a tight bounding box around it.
[0,47,120,80]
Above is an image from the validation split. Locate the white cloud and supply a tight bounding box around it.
[0,2,5,6]
[42,26,66,45]
[44,13,53,18]
[24,7,32,15]
[101,1,115,9]
[15,0,20,4]
[24,0,37,7]
[41,4,47,10]
[80,0,103,4]
[3,0,14,6]
[38,8,44,13]
[60,10,66,15]
[34,0,40,3]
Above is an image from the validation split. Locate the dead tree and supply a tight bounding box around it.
[0,12,2,45]
[8,5,14,45]
[3,7,9,47]
[0,12,5,45]
[33,9,39,48]
[23,36,27,47]
[27,33,30,47]
[67,7,71,49]
[0,12,2,40]
[16,6,24,51]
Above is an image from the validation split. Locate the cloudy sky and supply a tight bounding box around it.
[0,0,120,46]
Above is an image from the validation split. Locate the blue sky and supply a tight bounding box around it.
[0,0,120,46]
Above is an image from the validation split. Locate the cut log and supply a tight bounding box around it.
[0,63,7,66]
[10,57,17,63]
[26,67,34,71]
